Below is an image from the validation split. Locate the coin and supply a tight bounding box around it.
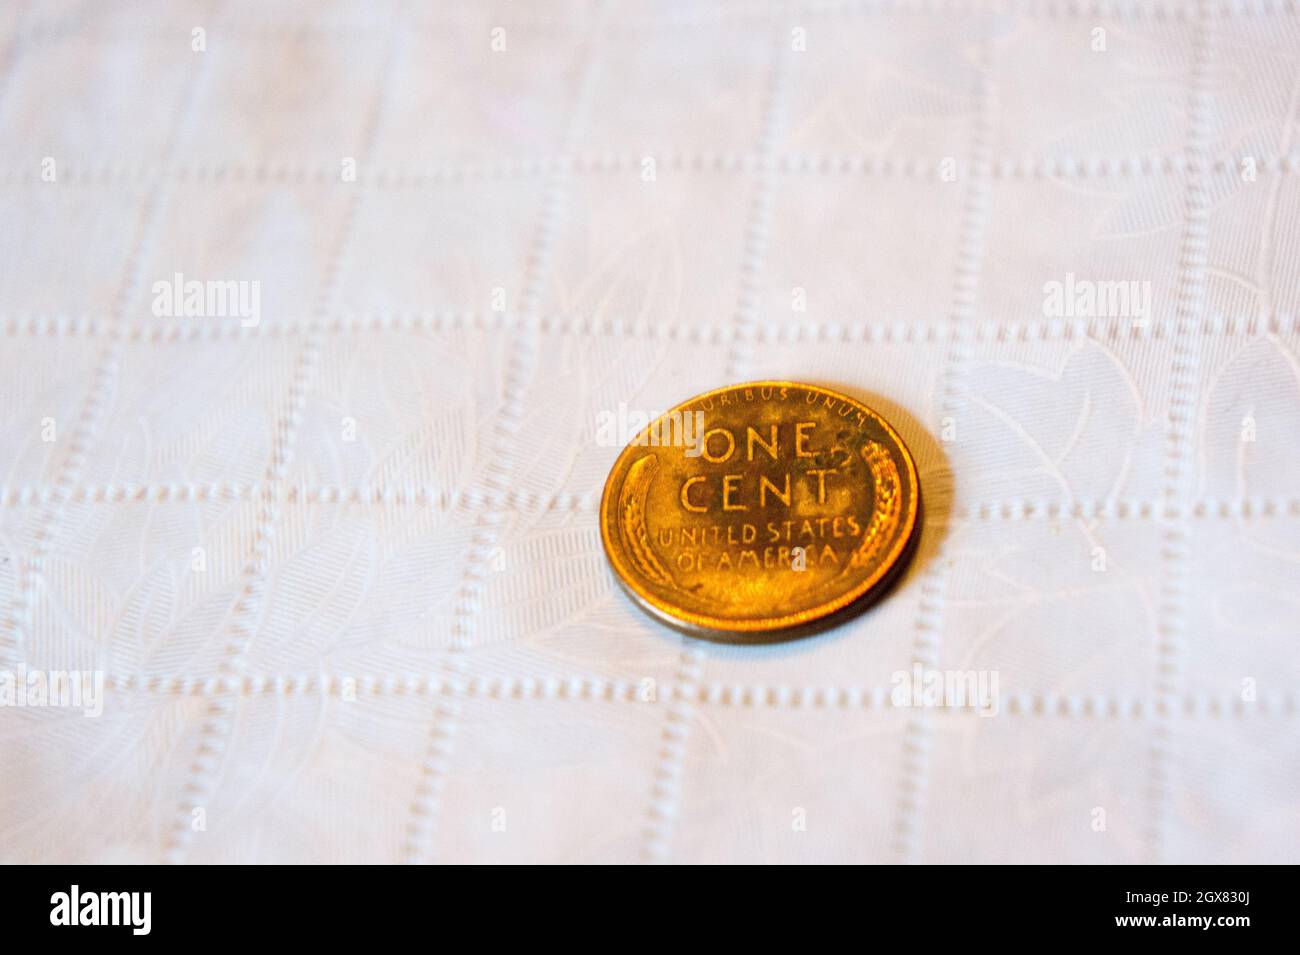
[599,381,921,641]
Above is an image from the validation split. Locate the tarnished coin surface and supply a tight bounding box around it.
[599,381,921,640]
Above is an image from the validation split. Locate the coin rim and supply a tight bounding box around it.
[599,380,921,636]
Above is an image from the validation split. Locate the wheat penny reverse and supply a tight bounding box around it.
[600,381,921,640]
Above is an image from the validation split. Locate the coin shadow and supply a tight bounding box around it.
[667,379,954,653]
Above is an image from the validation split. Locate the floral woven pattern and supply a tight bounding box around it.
[0,0,1297,864]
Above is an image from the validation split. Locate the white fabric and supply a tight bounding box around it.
[1,0,1297,864]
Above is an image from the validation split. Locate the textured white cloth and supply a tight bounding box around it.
[1,0,1298,864]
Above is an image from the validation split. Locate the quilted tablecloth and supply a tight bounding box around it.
[1,0,1298,864]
